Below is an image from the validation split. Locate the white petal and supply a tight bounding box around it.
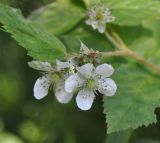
[80,42,90,55]
[95,64,114,78]
[56,59,74,71]
[65,74,84,93]
[96,78,117,96]
[77,63,94,78]
[104,8,111,16]
[106,16,115,22]
[85,19,92,25]
[87,9,96,18]
[76,89,95,111]
[28,61,53,72]
[55,82,73,103]
[91,20,98,29]
[97,23,106,33]
[34,75,51,100]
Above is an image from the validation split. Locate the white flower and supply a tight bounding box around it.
[65,63,117,110]
[28,60,73,103]
[86,5,115,33]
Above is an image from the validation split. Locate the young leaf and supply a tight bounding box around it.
[0,4,66,62]
[29,0,85,35]
[103,64,160,133]
[84,0,160,26]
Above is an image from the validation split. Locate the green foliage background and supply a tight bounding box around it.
[0,0,160,143]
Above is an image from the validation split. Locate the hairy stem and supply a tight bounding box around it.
[104,30,160,73]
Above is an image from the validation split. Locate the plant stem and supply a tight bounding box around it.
[128,50,160,73]
[105,32,122,50]
[101,50,128,57]
[104,30,160,73]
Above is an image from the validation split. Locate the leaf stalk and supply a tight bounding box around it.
[104,29,160,73]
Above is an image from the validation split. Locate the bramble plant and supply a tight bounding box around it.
[0,0,160,134]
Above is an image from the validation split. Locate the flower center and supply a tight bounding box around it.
[69,66,76,74]
[96,10,104,20]
[86,78,95,89]
[51,73,60,83]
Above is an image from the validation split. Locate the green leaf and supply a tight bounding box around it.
[61,23,114,53]
[29,0,85,35]
[103,25,160,133]
[0,4,66,62]
[142,20,160,46]
[105,130,132,143]
[130,37,160,65]
[84,0,160,26]
[103,64,160,133]
[111,25,160,65]
[111,25,152,46]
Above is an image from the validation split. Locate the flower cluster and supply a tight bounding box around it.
[86,4,115,33]
[29,42,117,111]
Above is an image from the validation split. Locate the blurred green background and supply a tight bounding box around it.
[0,0,160,143]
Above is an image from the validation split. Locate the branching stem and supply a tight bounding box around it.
[104,29,160,73]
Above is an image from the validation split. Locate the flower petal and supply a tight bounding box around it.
[55,82,73,103]
[85,19,92,25]
[65,74,84,93]
[28,61,53,72]
[95,64,114,78]
[91,20,98,29]
[96,78,117,96]
[80,42,90,55]
[34,75,51,100]
[77,63,94,78]
[97,23,106,33]
[76,89,95,111]
[104,8,111,16]
[105,16,115,22]
[56,59,75,71]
